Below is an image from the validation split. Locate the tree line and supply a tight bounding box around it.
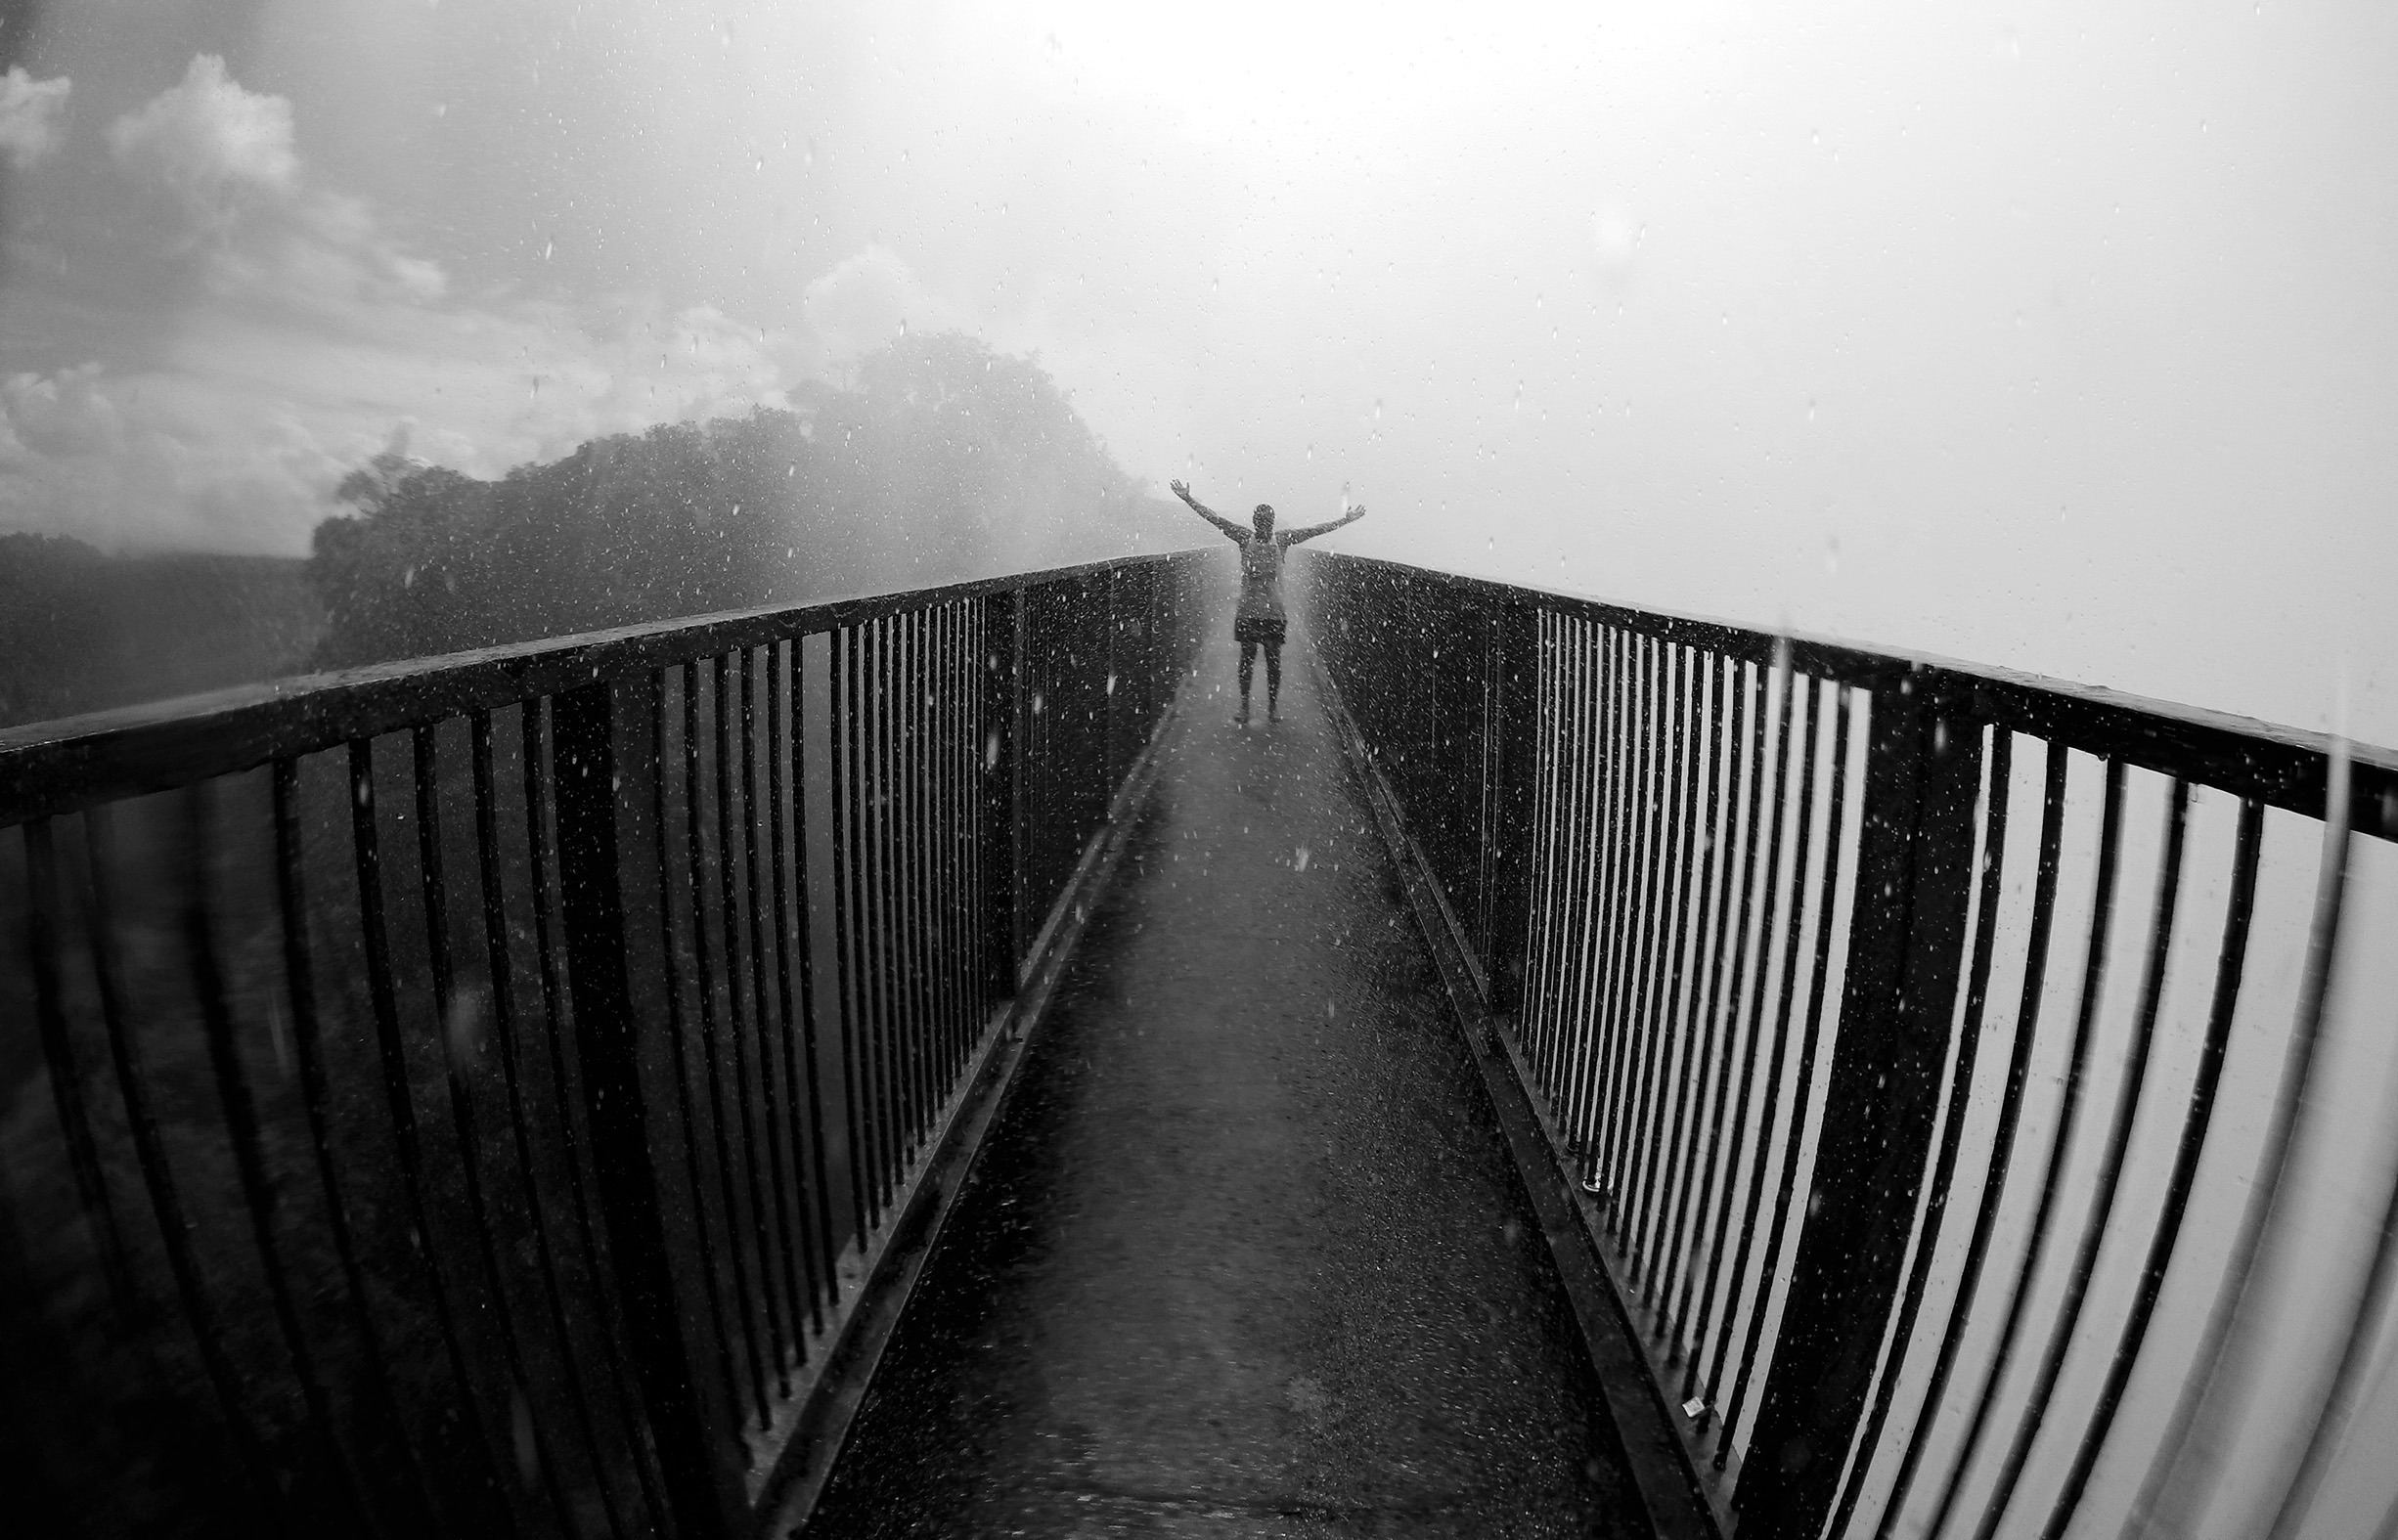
[309,330,1182,669]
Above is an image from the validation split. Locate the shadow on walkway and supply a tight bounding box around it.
[810,648,1652,1537]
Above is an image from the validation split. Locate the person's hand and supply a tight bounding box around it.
[1170,478,1192,502]
[1347,503,1366,521]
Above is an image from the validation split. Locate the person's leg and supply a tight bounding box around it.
[1236,638,1257,722]
[1265,638,1283,721]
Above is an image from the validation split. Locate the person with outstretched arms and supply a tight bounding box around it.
[1171,480,1364,726]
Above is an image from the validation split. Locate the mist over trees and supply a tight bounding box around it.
[309,330,1185,669]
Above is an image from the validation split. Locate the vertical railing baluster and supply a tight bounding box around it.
[412,724,575,1525]
[349,740,520,1535]
[467,710,632,1540]
[1619,638,1673,1274]
[1689,651,1795,1400]
[872,615,902,1198]
[905,609,933,1139]
[182,780,376,1530]
[830,629,869,1244]
[2045,796,2261,1540]
[1732,672,1983,1537]
[1590,632,1648,1198]
[684,664,769,1421]
[1617,641,1684,1261]
[1723,684,1855,1465]
[271,761,448,1532]
[1918,758,2129,1540]
[867,617,903,1195]
[82,800,286,1524]
[1542,620,1597,1110]
[519,701,674,1532]
[1571,618,1611,1129]
[1871,739,2068,1540]
[767,640,827,1342]
[1518,611,1562,1059]
[22,817,149,1375]
[553,671,737,1537]
[1520,612,1562,1081]
[721,652,791,1395]
[1485,594,1541,1023]
[2131,740,2354,1539]
[945,601,970,1077]
[744,648,805,1367]
[648,670,741,1429]
[1656,653,1738,1328]
[1973,774,2187,1540]
[1571,628,1629,1172]
[1643,651,1728,1314]
[1703,669,1813,1405]
[1630,647,1709,1291]
[779,637,838,1332]
[1669,658,1761,1364]
[980,589,1023,1013]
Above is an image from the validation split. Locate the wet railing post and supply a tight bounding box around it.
[1730,670,1982,1536]
[980,588,1024,1003]
[553,672,738,1540]
[1486,591,1542,1021]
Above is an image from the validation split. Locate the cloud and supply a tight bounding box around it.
[2,61,946,551]
[0,67,71,170]
[0,362,350,552]
[0,294,817,553]
[109,55,296,216]
[804,244,956,360]
[104,56,445,318]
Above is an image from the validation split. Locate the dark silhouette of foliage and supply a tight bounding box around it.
[309,332,1181,669]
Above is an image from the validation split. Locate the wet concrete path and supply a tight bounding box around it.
[809,651,1651,1538]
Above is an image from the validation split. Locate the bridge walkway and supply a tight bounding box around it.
[809,650,1653,1538]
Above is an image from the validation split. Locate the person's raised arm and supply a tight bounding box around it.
[1170,479,1249,542]
[1276,503,1366,546]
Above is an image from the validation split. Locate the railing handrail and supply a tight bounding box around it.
[0,550,1215,825]
[1310,551,2398,840]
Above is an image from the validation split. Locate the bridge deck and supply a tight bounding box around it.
[810,653,1653,1537]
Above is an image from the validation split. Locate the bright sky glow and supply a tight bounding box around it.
[1,0,2393,745]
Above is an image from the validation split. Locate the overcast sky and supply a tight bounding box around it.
[0,0,2391,742]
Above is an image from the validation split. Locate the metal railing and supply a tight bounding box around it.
[0,551,1209,1539]
[1307,551,2398,1540]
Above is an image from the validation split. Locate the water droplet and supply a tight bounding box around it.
[542,240,554,261]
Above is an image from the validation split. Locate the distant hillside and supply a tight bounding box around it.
[3,331,1184,728]
[0,535,324,729]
